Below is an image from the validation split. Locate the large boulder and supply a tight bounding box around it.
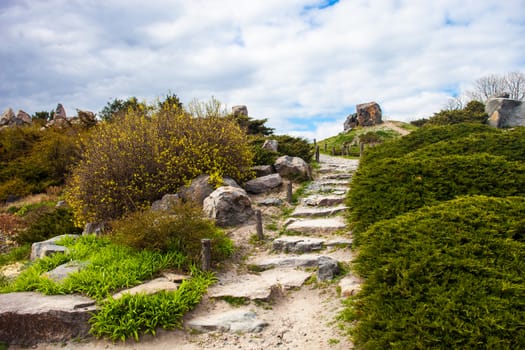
[76,109,97,128]
[151,193,180,211]
[203,186,254,227]
[0,108,31,127]
[252,165,274,177]
[30,234,79,260]
[344,101,383,131]
[54,103,67,119]
[232,105,248,116]
[0,292,96,346]
[179,174,240,205]
[274,155,312,181]
[0,107,15,126]
[485,97,525,128]
[16,110,32,125]
[244,173,283,194]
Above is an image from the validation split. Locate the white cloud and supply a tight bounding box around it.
[0,0,524,139]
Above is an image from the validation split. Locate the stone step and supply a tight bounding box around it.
[320,173,353,180]
[291,205,347,218]
[285,217,347,235]
[186,309,268,333]
[0,292,96,346]
[112,277,180,299]
[209,268,311,301]
[273,236,352,253]
[302,194,346,207]
[250,255,340,281]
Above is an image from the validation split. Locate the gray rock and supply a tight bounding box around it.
[0,107,15,126]
[203,186,254,227]
[344,102,383,131]
[83,222,105,235]
[44,261,87,282]
[253,165,274,177]
[302,194,345,207]
[285,217,347,235]
[257,197,283,206]
[54,103,67,119]
[76,109,97,128]
[55,200,68,208]
[151,193,180,211]
[291,205,348,218]
[0,292,96,346]
[112,277,179,299]
[232,105,248,116]
[273,236,324,253]
[262,139,278,152]
[16,110,32,125]
[339,275,362,297]
[30,234,79,260]
[485,97,525,128]
[187,309,268,333]
[252,254,336,270]
[317,256,339,281]
[179,174,240,205]
[274,155,312,181]
[244,173,283,194]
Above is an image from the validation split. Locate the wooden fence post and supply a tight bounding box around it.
[360,142,365,157]
[201,239,211,271]
[255,209,264,240]
[315,145,320,162]
[287,181,293,204]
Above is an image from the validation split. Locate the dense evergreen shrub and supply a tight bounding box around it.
[250,134,313,165]
[15,207,81,244]
[426,100,488,126]
[348,153,525,235]
[344,196,525,350]
[66,106,254,224]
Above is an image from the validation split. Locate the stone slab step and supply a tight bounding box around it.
[112,277,179,299]
[0,292,96,346]
[286,217,347,234]
[250,255,340,281]
[320,173,353,180]
[302,194,345,207]
[273,236,352,253]
[186,309,268,333]
[209,268,311,301]
[291,205,347,218]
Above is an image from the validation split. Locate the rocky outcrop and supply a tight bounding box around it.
[244,174,283,194]
[262,139,278,152]
[76,109,97,128]
[252,165,274,177]
[274,155,312,181]
[0,292,96,346]
[1,108,31,127]
[232,105,248,116]
[30,234,79,260]
[203,186,254,227]
[55,103,67,119]
[485,97,525,128]
[179,174,240,205]
[344,101,383,131]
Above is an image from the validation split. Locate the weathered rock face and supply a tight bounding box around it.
[55,103,67,119]
[30,234,79,260]
[1,108,32,127]
[244,173,283,194]
[0,292,96,346]
[485,97,525,128]
[262,139,278,152]
[344,101,383,131]
[83,222,105,235]
[151,194,181,211]
[203,186,254,227]
[0,107,16,126]
[179,174,240,205]
[77,109,97,128]
[274,155,312,181]
[232,105,248,116]
[16,110,32,125]
[253,165,274,177]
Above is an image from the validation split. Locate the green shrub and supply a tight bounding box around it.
[348,153,525,235]
[426,100,488,126]
[0,178,34,202]
[66,105,254,225]
[15,207,82,244]
[110,202,233,263]
[344,196,525,350]
[273,135,313,161]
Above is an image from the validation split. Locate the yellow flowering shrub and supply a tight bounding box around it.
[66,104,253,225]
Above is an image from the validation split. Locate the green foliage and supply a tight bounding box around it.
[89,271,215,342]
[15,207,82,244]
[345,196,525,350]
[98,96,150,122]
[426,100,488,126]
[0,244,30,267]
[231,114,274,136]
[111,202,233,262]
[250,134,313,165]
[319,127,403,157]
[348,153,525,235]
[66,106,253,224]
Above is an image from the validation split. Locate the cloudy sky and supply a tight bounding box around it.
[1,0,524,139]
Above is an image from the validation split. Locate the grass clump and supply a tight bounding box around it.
[343,196,525,349]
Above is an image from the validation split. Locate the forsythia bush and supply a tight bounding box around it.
[66,105,254,224]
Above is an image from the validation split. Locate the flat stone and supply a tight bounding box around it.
[252,254,338,271]
[302,194,345,207]
[326,238,353,248]
[112,277,179,299]
[0,292,96,346]
[187,309,268,333]
[161,272,190,282]
[339,275,362,297]
[273,236,325,253]
[257,197,284,206]
[318,256,340,281]
[286,217,347,235]
[30,234,80,261]
[44,261,87,283]
[260,268,311,289]
[291,205,347,218]
[321,173,353,180]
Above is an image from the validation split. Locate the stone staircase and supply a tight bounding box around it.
[185,154,361,347]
